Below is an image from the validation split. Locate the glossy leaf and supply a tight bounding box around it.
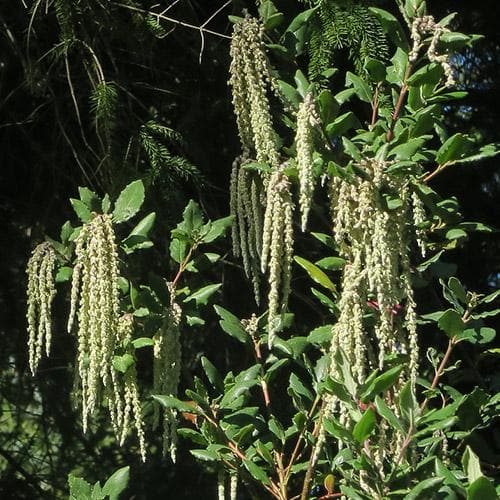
[113,180,145,223]
[102,466,130,500]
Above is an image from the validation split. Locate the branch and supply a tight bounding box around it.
[113,2,232,40]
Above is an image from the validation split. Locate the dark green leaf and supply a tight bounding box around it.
[294,256,336,292]
[375,396,404,432]
[345,72,372,103]
[436,134,474,165]
[213,305,248,344]
[316,257,346,271]
[55,266,72,283]
[352,409,376,443]
[405,477,444,500]
[70,198,92,223]
[325,112,360,139]
[360,365,404,402]
[184,283,221,306]
[467,476,497,500]
[201,357,224,392]
[112,354,135,374]
[112,180,145,223]
[201,216,233,243]
[438,309,465,337]
[131,337,154,349]
[68,475,92,499]
[152,395,202,415]
[190,449,218,461]
[102,466,130,500]
[307,325,333,345]
[243,459,270,485]
[78,187,101,212]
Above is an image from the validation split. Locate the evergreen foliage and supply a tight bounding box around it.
[304,0,389,80]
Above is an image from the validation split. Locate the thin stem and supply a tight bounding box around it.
[284,395,321,482]
[113,2,232,39]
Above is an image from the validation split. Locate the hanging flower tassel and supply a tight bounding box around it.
[67,213,121,432]
[153,283,182,462]
[26,242,57,374]
[261,167,294,347]
[295,92,320,231]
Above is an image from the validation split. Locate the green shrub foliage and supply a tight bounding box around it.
[23,1,500,499]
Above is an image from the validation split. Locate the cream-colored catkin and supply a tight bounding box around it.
[115,314,146,462]
[295,92,319,231]
[261,167,294,346]
[68,214,121,432]
[230,155,263,303]
[409,15,455,87]
[229,16,280,167]
[26,242,57,374]
[153,283,182,462]
[327,159,422,465]
[229,471,238,500]
[217,469,225,500]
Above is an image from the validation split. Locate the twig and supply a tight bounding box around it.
[113,2,232,40]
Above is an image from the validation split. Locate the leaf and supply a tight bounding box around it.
[177,428,207,446]
[438,309,465,338]
[388,137,429,160]
[404,477,444,500]
[213,305,248,344]
[201,357,224,392]
[315,257,346,271]
[131,337,154,349]
[294,256,336,292]
[184,283,221,306]
[201,216,233,243]
[456,327,496,345]
[112,180,145,223]
[78,187,101,211]
[102,466,130,500]
[70,198,92,223]
[307,325,333,346]
[436,133,474,166]
[169,238,187,264]
[68,475,92,499]
[190,449,218,461]
[55,266,72,283]
[318,89,340,125]
[152,395,202,415]
[345,72,372,103]
[375,396,404,432]
[352,409,376,443]
[364,58,386,82]
[467,476,497,500]
[294,69,310,98]
[448,277,467,303]
[399,381,418,425]
[369,7,408,49]
[243,459,270,485]
[112,354,135,373]
[289,373,313,402]
[179,200,204,235]
[462,446,483,483]
[360,365,404,402]
[325,112,360,139]
[128,212,156,238]
[323,417,353,442]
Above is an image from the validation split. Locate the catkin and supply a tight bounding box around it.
[26,242,57,374]
[68,214,121,432]
[295,92,319,231]
[261,167,294,346]
[327,160,422,463]
[153,283,182,462]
